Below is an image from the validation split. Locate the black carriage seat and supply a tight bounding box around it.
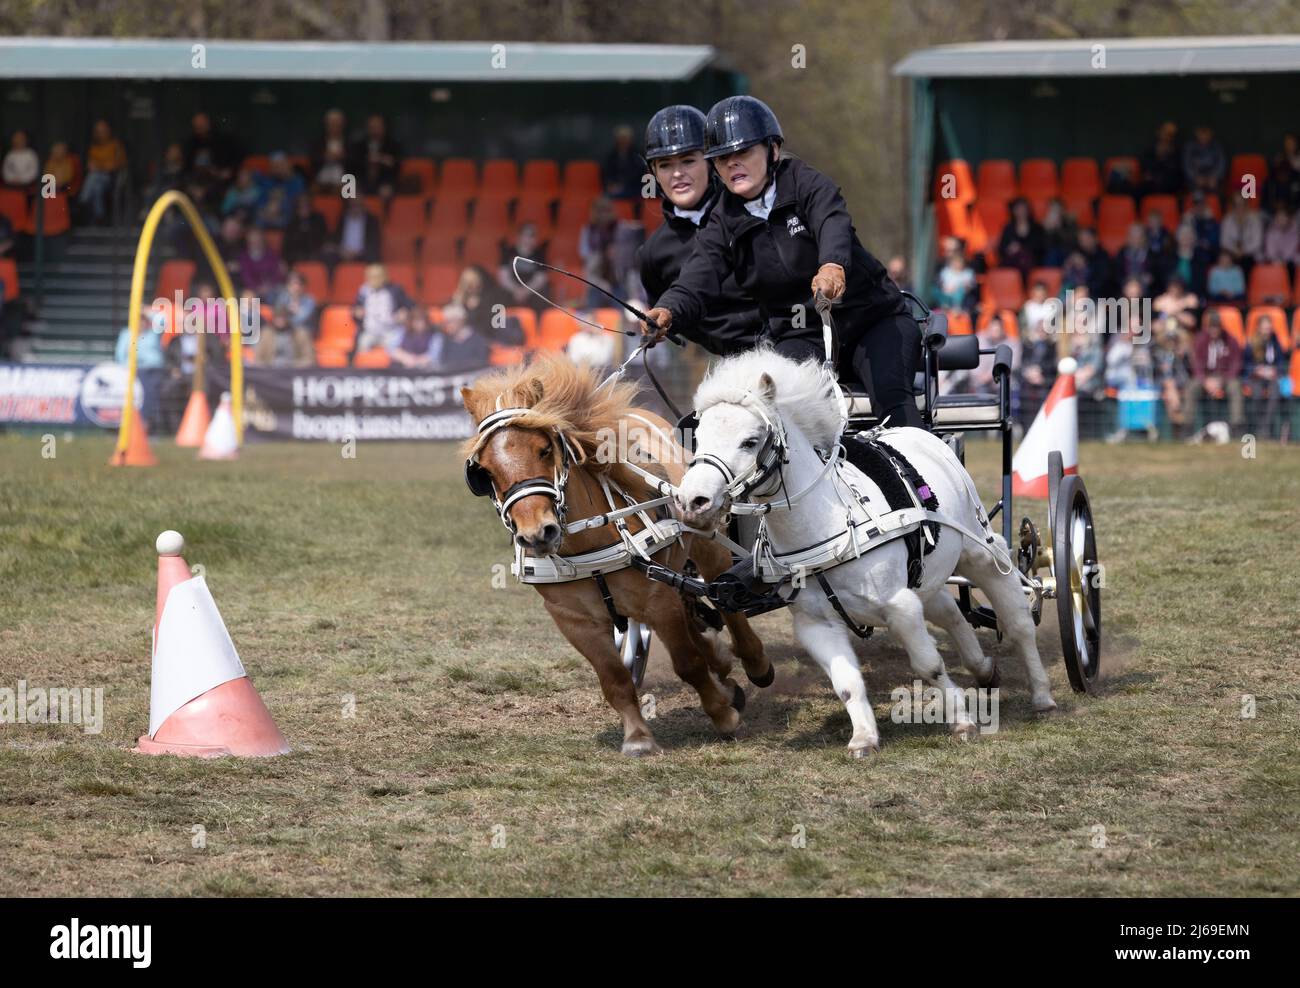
[843,335,1015,433]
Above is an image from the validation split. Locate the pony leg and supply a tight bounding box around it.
[791,608,880,756]
[922,590,997,687]
[654,600,743,736]
[543,597,660,756]
[690,540,773,687]
[881,588,978,742]
[959,553,1057,713]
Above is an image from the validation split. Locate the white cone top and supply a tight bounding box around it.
[149,575,247,736]
[156,530,185,556]
[1058,357,1078,376]
[200,393,240,457]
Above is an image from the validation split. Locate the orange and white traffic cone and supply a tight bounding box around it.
[1012,357,1079,498]
[132,530,288,758]
[197,392,238,460]
[107,410,158,467]
[174,390,211,447]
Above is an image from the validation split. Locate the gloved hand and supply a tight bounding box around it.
[640,307,673,343]
[811,262,846,301]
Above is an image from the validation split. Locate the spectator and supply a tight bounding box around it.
[237,227,285,299]
[1072,227,1114,298]
[579,196,620,304]
[1152,276,1200,332]
[1188,310,1244,433]
[1169,222,1210,297]
[146,143,186,207]
[1118,223,1156,294]
[601,125,643,200]
[207,215,246,286]
[1220,195,1265,271]
[255,153,304,229]
[1185,191,1221,257]
[1182,125,1227,194]
[265,270,317,366]
[115,304,168,429]
[1152,317,1194,440]
[2,130,39,189]
[348,115,400,199]
[221,168,262,220]
[1069,328,1106,405]
[79,120,127,224]
[44,141,76,194]
[1140,121,1184,197]
[1041,199,1077,267]
[311,109,349,192]
[1242,313,1288,438]
[567,318,618,371]
[429,303,490,372]
[1142,208,1172,265]
[886,255,912,293]
[948,312,1017,395]
[1018,317,1058,427]
[932,250,975,312]
[1020,280,1058,337]
[183,112,242,207]
[331,197,380,265]
[1206,250,1246,305]
[452,264,524,346]
[1263,137,1300,214]
[1262,205,1300,269]
[390,304,438,368]
[997,197,1044,280]
[498,222,548,310]
[282,193,328,266]
[351,263,412,356]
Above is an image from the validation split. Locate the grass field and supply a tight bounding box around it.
[1,431,1298,897]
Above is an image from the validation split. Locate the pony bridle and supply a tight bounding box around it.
[465,407,576,534]
[689,394,788,503]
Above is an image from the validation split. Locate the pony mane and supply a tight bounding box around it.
[693,343,842,448]
[460,351,641,472]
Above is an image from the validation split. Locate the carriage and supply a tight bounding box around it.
[616,293,1102,696]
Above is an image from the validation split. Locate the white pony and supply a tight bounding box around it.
[676,347,1056,756]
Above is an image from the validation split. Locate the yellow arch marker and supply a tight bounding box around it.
[114,190,244,458]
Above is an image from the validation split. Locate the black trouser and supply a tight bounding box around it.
[772,311,924,429]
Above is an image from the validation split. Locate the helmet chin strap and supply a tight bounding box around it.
[735,140,781,202]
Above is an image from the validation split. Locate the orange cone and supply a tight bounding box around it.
[107,410,158,467]
[174,390,211,447]
[133,530,289,758]
[198,392,239,460]
[1012,357,1079,498]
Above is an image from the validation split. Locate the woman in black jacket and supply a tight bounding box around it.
[642,95,923,428]
[637,104,761,355]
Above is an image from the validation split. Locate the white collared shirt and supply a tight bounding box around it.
[743,179,777,220]
[670,201,709,227]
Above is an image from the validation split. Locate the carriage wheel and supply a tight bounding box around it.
[615,620,652,688]
[1054,475,1101,693]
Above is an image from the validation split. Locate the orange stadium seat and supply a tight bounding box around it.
[562,160,602,197]
[1209,306,1245,346]
[353,348,391,369]
[155,260,195,302]
[385,262,419,299]
[481,159,519,198]
[316,305,357,363]
[514,191,556,234]
[1248,263,1290,306]
[1019,158,1059,200]
[1246,306,1290,349]
[0,258,19,301]
[1228,153,1268,205]
[0,188,26,229]
[387,195,430,233]
[420,237,459,265]
[536,309,588,350]
[976,159,1017,202]
[462,231,503,269]
[472,194,513,237]
[983,267,1025,311]
[1102,156,1141,188]
[331,262,367,304]
[382,230,422,263]
[1291,350,1300,397]
[1061,194,1095,228]
[932,159,976,205]
[1027,266,1062,297]
[522,159,561,196]
[430,194,470,239]
[1184,192,1222,221]
[292,262,329,301]
[555,194,596,236]
[399,158,436,195]
[967,199,1009,257]
[362,195,385,221]
[1096,195,1137,254]
[934,198,970,245]
[421,263,461,305]
[1140,194,1180,232]
[1061,158,1101,202]
[976,307,1020,339]
[508,307,538,346]
[25,193,70,236]
[438,159,479,198]
[942,310,973,336]
[490,344,526,366]
[241,154,271,176]
[612,199,636,222]
[311,194,343,233]
[641,197,664,234]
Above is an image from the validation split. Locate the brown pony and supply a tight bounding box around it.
[461,352,771,756]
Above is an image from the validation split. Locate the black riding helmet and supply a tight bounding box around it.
[703,95,783,160]
[644,104,708,161]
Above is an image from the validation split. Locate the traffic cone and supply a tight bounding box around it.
[133,530,289,758]
[1012,357,1078,498]
[198,392,238,460]
[107,410,157,467]
[174,390,211,447]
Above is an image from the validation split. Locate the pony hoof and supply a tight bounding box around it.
[950,723,979,743]
[979,663,1001,689]
[730,681,747,713]
[713,706,742,736]
[849,743,880,759]
[746,663,775,688]
[621,738,662,757]
[1033,699,1059,716]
